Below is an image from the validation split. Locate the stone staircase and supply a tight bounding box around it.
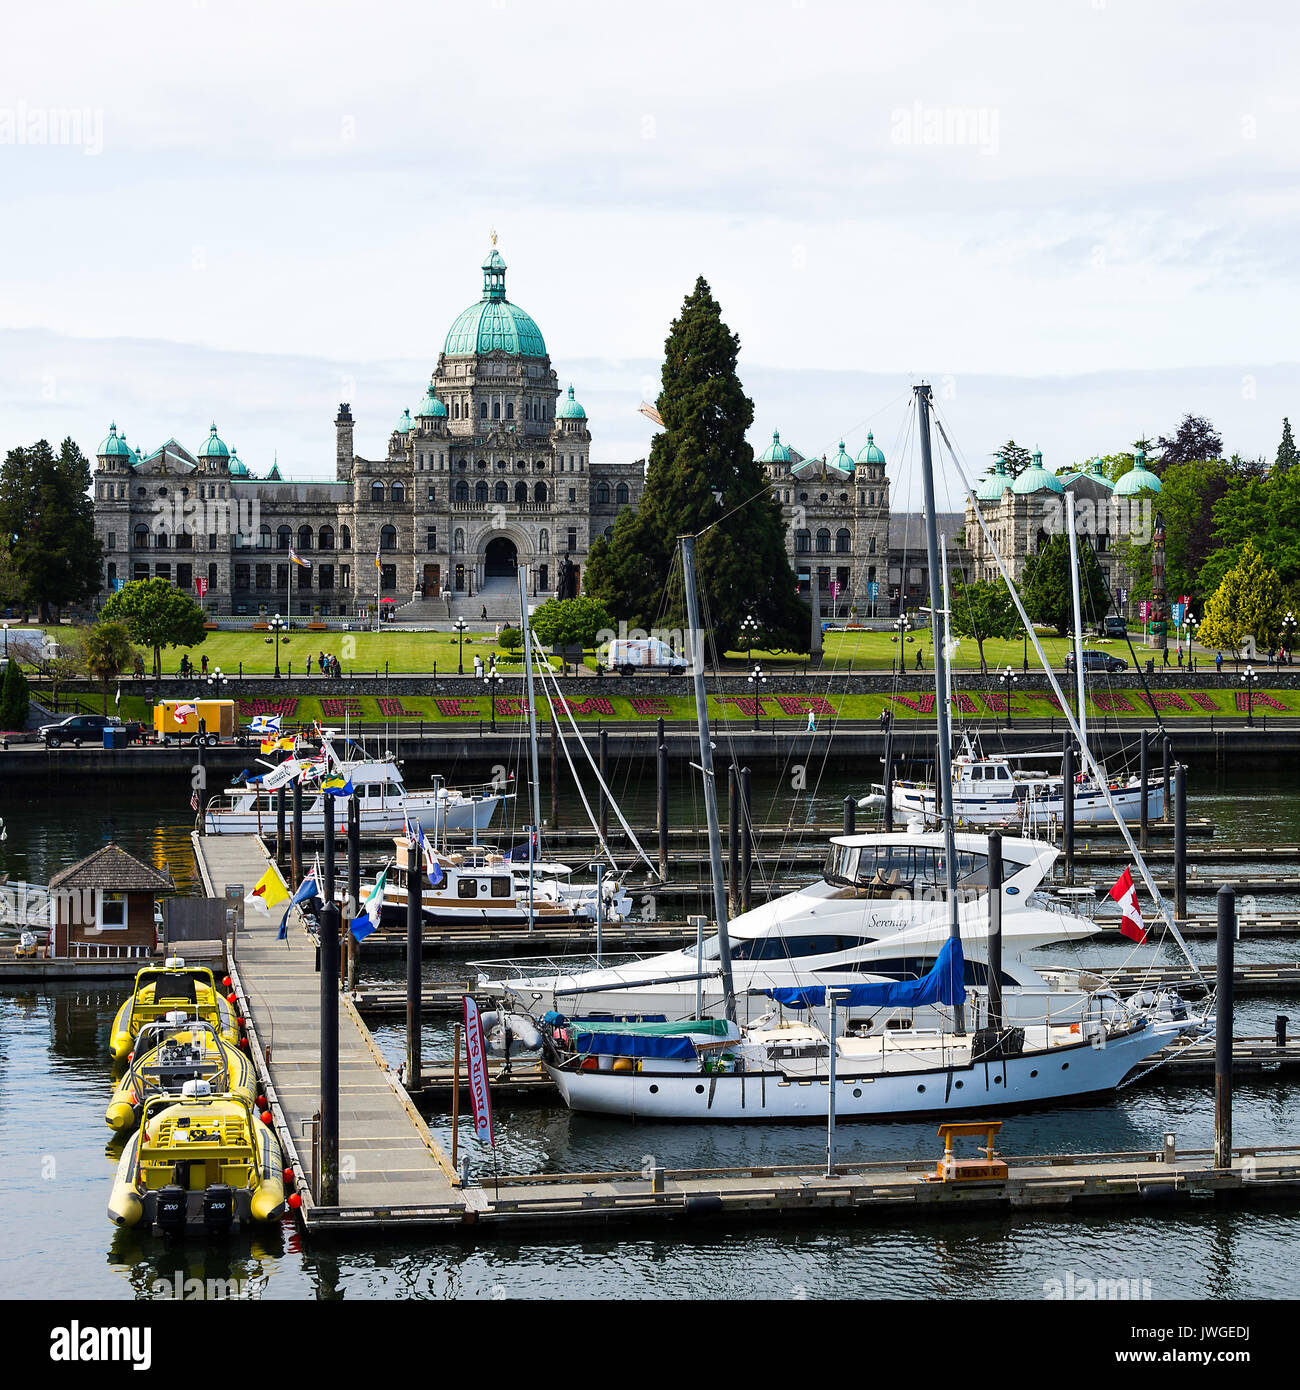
[394,580,528,628]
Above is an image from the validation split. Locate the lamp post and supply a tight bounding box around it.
[454,617,468,676]
[481,668,503,732]
[1022,619,1029,674]
[267,613,287,681]
[1281,611,1297,665]
[894,613,908,676]
[1241,665,1258,727]
[739,614,760,663]
[205,666,228,697]
[999,665,1017,730]
[747,663,766,730]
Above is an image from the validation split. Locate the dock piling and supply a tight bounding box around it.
[843,795,855,836]
[1216,883,1235,1169]
[406,843,424,1091]
[318,902,340,1206]
[1174,763,1187,921]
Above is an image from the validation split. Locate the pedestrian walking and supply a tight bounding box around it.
[1177,646,1184,667]
[806,709,816,733]
[1215,650,1223,673]
[481,604,488,620]
[201,655,208,675]
[1163,646,1170,667]
[879,707,891,732]
[915,648,923,670]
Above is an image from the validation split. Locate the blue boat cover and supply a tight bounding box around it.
[571,1030,702,1061]
[763,937,968,1011]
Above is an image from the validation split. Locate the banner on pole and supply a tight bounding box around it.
[462,995,495,1146]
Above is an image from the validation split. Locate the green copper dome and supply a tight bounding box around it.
[856,431,886,466]
[395,408,412,434]
[1114,449,1162,496]
[227,449,250,477]
[443,248,547,358]
[197,423,230,459]
[556,384,587,420]
[829,440,854,473]
[759,429,791,464]
[98,422,131,457]
[415,389,447,419]
[1012,450,1064,495]
[977,457,1011,502]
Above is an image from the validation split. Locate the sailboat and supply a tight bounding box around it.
[367,568,637,930]
[534,387,1206,1121]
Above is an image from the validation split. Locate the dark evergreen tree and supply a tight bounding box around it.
[1020,533,1112,636]
[0,437,102,621]
[1276,417,1298,474]
[0,655,30,731]
[585,277,807,652]
[1155,415,1222,471]
[994,440,1034,479]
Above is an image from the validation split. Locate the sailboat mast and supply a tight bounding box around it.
[915,385,965,1031]
[680,534,736,1022]
[517,567,544,841]
[1066,494,1089,750]
[940,530,954,750]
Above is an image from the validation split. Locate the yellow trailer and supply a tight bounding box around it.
[152,699,237,745]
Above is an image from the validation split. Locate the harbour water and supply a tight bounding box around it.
[3,763,1298,1300]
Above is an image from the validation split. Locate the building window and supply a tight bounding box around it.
[494,480,508,503]
[381,564,396,591]
[836,529,851,553]
[155,531,169,550]
[506,402,514,420]
[298,525,313,551]
[568,488,576,503]
[476,481,490,504]
[539,563,549,590]
[426,528,437,551]
[319,565,334,590]
[340,526,351,550]
[234,564,250,592]
[134,524,148,549]
[479,402,488,419]
[616,483,629,506]
[427,487,436,505]
[154,563,170,582]
[795,530,811,553]
[340,565,350,589]
[567,527,578,551]
[319,526,335,550]
[99,893,128,930]
[535,481,547,504]
[514,481,527,504]
[380,525,397,551]
[177,564,192,590]
[133,563,149,581]
[868,535,877,555]
[208,563,217,591]
[596,481,610,504]
[277,525,292,550]
[391,482,405,503]
[276,564,288,590]
[816,529,831,553]
[255,563,271,589]
[208,533,217,550]
[106,561,117,587]
[106,532,116,550]
[455,480,469,502]
[297,565,311,590]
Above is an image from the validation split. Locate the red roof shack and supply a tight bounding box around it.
[47,844,175,959]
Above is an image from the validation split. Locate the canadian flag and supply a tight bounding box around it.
[1109,867,1147,944]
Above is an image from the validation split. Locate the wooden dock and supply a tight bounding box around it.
[191,832,469,1227]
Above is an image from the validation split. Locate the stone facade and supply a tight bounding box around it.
[91,245,644,619]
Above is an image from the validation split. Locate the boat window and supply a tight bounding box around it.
[823,844,860,885]
[996,765,1011,780]
[490,878,510,898]
[732,934,877,960]
[956,852,989,886]
[457,879,478,899]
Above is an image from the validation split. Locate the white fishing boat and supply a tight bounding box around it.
[202,735,507,837]
[876,737,1164,827]
[531,389,1208,1123]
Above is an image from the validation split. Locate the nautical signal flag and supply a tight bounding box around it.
[350,863,389,942]
[249,715,282,735]
[321,774,354,796]
[250,863,290,911]
[277,870,318,941]
[1109,867,1147,944]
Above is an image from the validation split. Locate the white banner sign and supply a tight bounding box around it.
[462,995,495,1146]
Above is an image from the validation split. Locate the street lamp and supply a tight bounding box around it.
[481,667,503,732]
[894,613,908,676]
[999,665,1018,729]
[206,666,228,695]
[747,663,767,730]
[267,613,287,681]
[1241,665,1259,727]
[454,617,468,676]
[739,614,760,662]
[1280,611,1297,665]
[1022,619,1029,674]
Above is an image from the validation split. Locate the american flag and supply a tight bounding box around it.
[190,790,200,812]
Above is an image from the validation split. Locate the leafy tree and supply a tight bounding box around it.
[1199,541,1287,657]
[584,277,807,653]
[42,632,86,710]
[1020,534,1111,636]
[1277,418,1298,474]
[1155,414,1222,471]
[101,578,207,679]
[528,596,614,650]
[0,656,30,730]
[947,574,1019,673]
[82,619,137,713]
[1204,461,1300,595]
[995,441,1034,479]
[498,625,523,654]
[0,438,102,620]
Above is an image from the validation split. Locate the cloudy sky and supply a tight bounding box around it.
[2,0,1296,507]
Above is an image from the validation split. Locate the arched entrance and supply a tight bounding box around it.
[484,536,518,580]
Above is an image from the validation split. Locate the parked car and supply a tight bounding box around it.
[1064,650,1127,674]
[39,714,145,748]
[1097,616,1128,638]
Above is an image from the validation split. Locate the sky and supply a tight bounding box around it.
[2,0,1297,507]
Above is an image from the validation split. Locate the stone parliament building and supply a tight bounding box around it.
[91,244,644,620]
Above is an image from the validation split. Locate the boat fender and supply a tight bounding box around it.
[684,1195,723,1217]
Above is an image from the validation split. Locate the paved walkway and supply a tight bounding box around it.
[192,833,462,1216]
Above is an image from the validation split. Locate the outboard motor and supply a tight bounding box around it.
[155,1183,187,1236]
[202,1184,235,1235]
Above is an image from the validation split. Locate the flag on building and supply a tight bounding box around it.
[350,863,389,941]
[1108,867,1147,944]
[249,863,290,910]
[463,995,495,1146]
[288,546,312,569]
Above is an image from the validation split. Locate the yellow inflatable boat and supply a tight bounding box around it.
[108,958,238,1064]
[106,1011,256,1134]
[107,1082,285,1234]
